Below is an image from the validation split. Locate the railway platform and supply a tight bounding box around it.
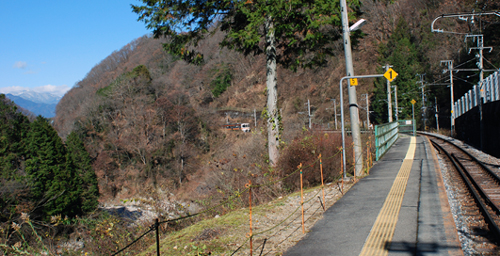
[284,135,463,256]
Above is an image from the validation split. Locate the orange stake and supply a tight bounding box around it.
[247,180,253,256]
[299,163,305,234]
[319,154,325,209]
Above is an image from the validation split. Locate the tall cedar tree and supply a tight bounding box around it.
[0,94,30,177]
[65,132,99,213]
[0,95,31,221]
[24,117,88,218]
[1,98,99,220]
[132,0,360,166]
[372,18,424,125]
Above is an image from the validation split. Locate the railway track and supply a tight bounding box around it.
[424,133,500,254]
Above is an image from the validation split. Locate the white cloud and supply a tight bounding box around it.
[13,61,27,69]
[0,86,27,94]
[33,84,71,96]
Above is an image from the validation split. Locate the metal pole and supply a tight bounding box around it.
[340,74,384,180]
[334,99,338,130]
[385,64,393,122]
[412,102,415,136]
[254,108,257,128]
[435,97,439,131]
[394,86,398,121]
[450,63,454,136]
[441,60,455,136]
[308,99,311,129]
[479,35,485,150]
[365,94,370,129]
[417,74,426,129]
[340,0,363,176]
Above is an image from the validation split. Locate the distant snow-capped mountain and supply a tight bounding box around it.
[6,90,62,105]
[2,90,62,118]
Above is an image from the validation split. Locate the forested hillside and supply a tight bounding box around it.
[2,0,499,254]
[0,94,99,251]
[53,0,500,203]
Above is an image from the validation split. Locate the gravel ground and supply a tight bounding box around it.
[242,180,354,256]
[424,132,500,255]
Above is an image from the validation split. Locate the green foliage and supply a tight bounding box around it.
[371,18,424,124]
[210,63,233,97]
[0,98,99,221]
[65,132,99,213]
[25,116,81,217]
[132,0,361,70]
[0,94,31,178]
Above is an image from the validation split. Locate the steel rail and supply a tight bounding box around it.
[429,140,500,241]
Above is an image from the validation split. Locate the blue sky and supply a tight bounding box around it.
[0,0,150,96]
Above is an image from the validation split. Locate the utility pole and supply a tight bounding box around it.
[441,60,455,136]
[329,99,338,130]
[340,0,363,176]
[361,94,370,129]
[254,108,257,128]
[435,97,439,132]
[384,64,393,122]
[307,99,312,129]
[393,85,398,121]
[466,34,492,150]
[299,100,313,129]
[417,73,426,129]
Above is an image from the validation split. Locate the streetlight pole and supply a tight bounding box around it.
[340,0,363,176]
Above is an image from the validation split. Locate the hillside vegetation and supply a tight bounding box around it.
[2,0,499,254]
[54,0,500,204]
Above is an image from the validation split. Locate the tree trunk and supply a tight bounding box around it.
[265,16,279,167]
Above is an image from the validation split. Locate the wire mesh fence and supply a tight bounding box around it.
[110,137,373,255]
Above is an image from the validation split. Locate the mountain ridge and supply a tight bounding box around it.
[4,93,58,118]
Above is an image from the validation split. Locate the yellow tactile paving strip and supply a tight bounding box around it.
[359,136,416,256]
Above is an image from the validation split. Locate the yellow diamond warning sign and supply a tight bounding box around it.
[384,68,398,82]
[411,99,416,105]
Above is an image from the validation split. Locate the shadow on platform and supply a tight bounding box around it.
[386,241,461,255]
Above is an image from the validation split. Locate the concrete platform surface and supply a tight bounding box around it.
[284,135,462,256]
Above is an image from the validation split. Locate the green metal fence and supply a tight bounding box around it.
[398,119,416,136]
[374,121,399,161]
[374,119,416,161]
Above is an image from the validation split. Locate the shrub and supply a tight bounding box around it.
[276,131,350,192]
[210,64,232,97]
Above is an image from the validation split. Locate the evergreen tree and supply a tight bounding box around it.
[372,18,424,124]
[0,94,30,177]
[1,98,99,219]
[25,116,80,217]
[0,94,31,221]
[65,132,99,213]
